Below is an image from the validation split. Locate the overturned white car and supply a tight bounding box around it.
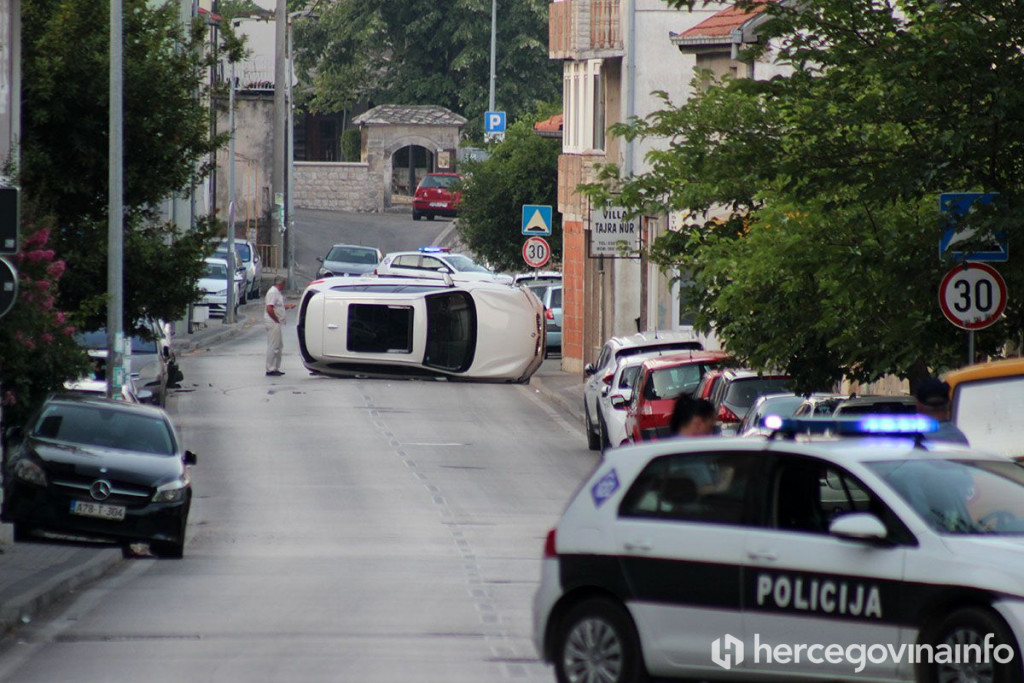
[297,277,545,383]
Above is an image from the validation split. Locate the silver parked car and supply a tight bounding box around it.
[316,243,383,279]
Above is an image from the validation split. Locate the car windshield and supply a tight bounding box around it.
[444,255,491,274]
[837,400,915,415]
[76,329,157,354]
[724,377,792,409]
[868,459,1024,535]
[755,395,805,419]
[216,242,251,262]
[327,247,379,265]
[618,365,642,390]
[205,263,229,279]
[645,363,718,400]
[32,403,176,455]
[419,175,458,189]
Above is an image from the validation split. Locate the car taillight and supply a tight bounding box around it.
[544,529,557,558]
[602,372,614,385]
[545,308,554,320]
[718,404,740,423]
[308,279,324,286]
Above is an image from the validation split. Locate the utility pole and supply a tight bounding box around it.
[106,0,124,399]
[488,0,497,112]
[272,0,286,278]
[286,18,295,290]
[226,50,237,323]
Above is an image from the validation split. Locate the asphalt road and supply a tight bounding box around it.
[292,209,456,284]
[0,322,594,682]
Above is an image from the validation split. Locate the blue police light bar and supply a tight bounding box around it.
[763,415,939,438]
[418,246,451,253]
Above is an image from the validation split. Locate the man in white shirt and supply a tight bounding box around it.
[264,277,294,376]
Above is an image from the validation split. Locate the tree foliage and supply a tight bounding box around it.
[591,0,1024,390]
[293,0,560,132]
[456,110,561,272]
[19,0,225,331]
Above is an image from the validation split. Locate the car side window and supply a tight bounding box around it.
[394,255,419,268]
[595,346,610,371]
[420,256,445,271]
[768,456,891,535]
[619,451,760,526]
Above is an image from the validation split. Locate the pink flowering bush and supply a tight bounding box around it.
[0,223,88,427]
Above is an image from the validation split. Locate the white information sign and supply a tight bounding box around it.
[589,205,640,258]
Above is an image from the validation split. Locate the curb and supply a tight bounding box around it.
[0,547,123,634]
[531,373,584,426]
[173,311,255,354]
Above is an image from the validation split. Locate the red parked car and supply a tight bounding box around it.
[412,173,462,221]
[622,351,729,443]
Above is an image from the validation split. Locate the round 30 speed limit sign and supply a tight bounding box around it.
[939,262,1007,330]
[523,236,551,269]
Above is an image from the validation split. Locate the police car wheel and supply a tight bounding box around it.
[917,607,1021,683]
[555,598,647,683]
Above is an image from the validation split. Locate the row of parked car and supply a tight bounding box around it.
[582,331,946,451]
[197,238,263,318]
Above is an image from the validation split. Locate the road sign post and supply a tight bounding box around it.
[523,236,551,269]
[939,262,1008,365]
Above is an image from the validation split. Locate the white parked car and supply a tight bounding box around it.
[376,247,513,284]
[297,276,544,383]
[198,257,244,318]
[215,239,261,302]
[64,350,146,403]
[583,331,704,450]
[534,417,1024,683]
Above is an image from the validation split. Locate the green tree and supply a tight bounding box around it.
[0,225,89,428]
[592,0,1024,390]
[19,0,225,330]
[293,0,559,132]
[456,110,561,272]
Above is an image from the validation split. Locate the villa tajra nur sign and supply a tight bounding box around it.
[589,205,641,258]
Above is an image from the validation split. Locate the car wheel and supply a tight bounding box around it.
[12,522,34,543]
[916,607,1021,683]
[412,211,421,221]
[585,407,601,451]
[555,598,648,683]
[599,413,611,450]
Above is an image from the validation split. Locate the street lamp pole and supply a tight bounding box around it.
[286,17,295,291]
[488,0,497,112]
[225,53,237,323]
[272,0,286,278]
[106,0,124,399]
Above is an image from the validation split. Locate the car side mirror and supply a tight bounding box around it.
[611,394,629,409]
[184,450,198,466]
[584,363,596,376]
[601,385,610,397]
[829,513,888,542]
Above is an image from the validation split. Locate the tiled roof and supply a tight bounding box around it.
[353,105,468,128]
[670,1,770,44]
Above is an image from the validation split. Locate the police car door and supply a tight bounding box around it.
[743,453,909,680]
[614,449,762,676]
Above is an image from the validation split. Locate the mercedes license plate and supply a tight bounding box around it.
[70,500,126,521]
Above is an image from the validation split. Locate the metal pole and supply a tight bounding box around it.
[968,330,975,366]
[106,0,124,399]
[488,0,497,112]
[286,19,295,290]
[226,56,237,323]
[272,0,286,274]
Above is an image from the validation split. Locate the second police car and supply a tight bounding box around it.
[534,417,1024,683]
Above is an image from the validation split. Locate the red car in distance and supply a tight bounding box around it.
[622,351,729,444]
[412,173,462,221]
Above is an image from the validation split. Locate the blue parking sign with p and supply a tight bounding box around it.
[485,111,506,134]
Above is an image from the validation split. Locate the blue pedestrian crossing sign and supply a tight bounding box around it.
[484,111,506,134]
[522,205,553,236]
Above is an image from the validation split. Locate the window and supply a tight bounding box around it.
[548,287,562,309]
[644,363,719,400]
[33,404,175,456]
[419,256,445,272]
[418,175,458,189]
[346,304,414,354]
[620,452,758,525]
[618,365,641,390]
[724,377,792,410]
[563,60,605,153]
[394,255,419,268]
[424,292,477,372]
[327,247,378,265]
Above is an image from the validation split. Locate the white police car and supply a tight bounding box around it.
[533,417,1024,683]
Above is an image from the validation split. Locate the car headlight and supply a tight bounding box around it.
[14,460,47,486]
[153,480,188,503]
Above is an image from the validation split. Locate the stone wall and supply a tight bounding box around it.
[292,162,379,213]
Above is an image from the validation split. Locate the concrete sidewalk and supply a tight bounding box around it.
[0,320,583,637]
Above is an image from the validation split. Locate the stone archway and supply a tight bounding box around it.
[353,105,467,211]
[391,145,435,197]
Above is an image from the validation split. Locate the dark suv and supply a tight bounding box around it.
[708,369,793,435]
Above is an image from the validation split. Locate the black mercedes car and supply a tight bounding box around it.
[1,395,197,557]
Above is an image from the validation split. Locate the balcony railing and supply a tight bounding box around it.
[590,0,621,52]
[549,1,573,58]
